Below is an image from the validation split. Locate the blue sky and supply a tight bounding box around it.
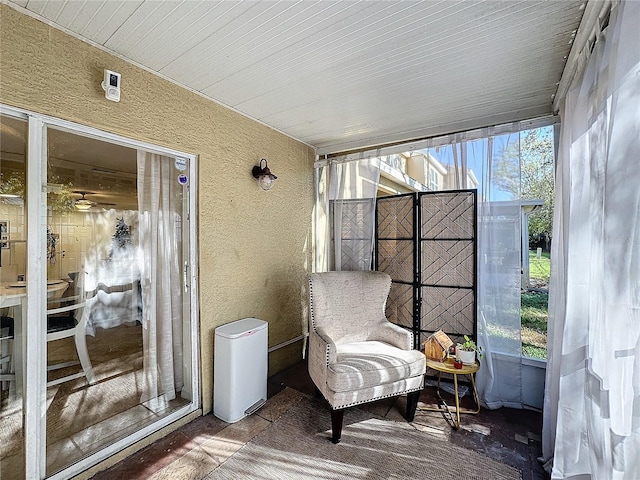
[419,126,553,202]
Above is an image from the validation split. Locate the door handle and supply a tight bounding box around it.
[183,261,189,293]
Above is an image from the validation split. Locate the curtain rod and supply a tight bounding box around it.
[317,115,558,164]
[553,0,615,112]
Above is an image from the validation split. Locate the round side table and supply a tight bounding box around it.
[422,357,480,429]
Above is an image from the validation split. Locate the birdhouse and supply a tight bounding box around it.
[422,330,454,362]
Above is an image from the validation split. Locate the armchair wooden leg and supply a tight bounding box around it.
[405,390,420,422]
[331,409,344,444]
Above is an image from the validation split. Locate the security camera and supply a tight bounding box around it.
[101,69,121,102]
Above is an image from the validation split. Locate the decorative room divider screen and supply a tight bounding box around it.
[375,190,477,349]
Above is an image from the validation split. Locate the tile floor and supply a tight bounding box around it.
[91,360,548,480]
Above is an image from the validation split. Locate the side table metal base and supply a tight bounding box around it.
[420,358,480,430]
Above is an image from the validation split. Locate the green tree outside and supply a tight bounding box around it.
[493,127,555,245]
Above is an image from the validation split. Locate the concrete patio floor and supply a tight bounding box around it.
[91,360,546,480]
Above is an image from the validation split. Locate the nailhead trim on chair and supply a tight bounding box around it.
[331,386,423,410]
[307,276,331,367]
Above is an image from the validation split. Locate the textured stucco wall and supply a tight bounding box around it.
[0,5,314,414]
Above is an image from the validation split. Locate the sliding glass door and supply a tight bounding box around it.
[0,113,28,480]
[1,107,199,479]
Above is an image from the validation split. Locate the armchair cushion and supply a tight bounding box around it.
[328,341,426,392]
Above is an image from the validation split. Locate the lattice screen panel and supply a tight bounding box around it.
[421,192,475,239]
[385,283,413,328]
[377,240,414,283]
[332,199,375,271]
[376,190,476,348]
[421,240,474,286]
[376,195,415,329]
[419,191,476,341]
[339,240,370,271]
[377,195,414,239]
[420,286,475,342]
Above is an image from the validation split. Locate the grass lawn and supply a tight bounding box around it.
[522,291,548,359]
[529,250,551,283]
[522,250,550,359]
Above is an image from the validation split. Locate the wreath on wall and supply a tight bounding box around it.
[47,227,58,264]
[108,218,133,259]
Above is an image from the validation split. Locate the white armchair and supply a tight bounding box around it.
[307,271,426,443]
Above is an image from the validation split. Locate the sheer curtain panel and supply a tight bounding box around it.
[137,151,185,409]
[543,1,640,477]
[419,129,532,409]
[315,156,380,272]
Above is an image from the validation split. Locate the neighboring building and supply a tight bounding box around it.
[441,164,479,191]
[379,151,478,195]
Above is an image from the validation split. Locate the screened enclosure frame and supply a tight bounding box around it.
[375,190,477,350]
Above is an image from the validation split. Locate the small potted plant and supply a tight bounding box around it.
[456,335,482,365]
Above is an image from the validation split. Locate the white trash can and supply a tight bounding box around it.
[213,317,268,423]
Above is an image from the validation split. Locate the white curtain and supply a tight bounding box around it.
[421,129,533,409]
[477,132,527,410]
[137,151,184,409]
[315,156,381,272]
[543,1,640,478]
[476,186,524,409]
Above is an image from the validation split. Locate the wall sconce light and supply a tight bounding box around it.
[252,159,277,191]
[74,192,93,211]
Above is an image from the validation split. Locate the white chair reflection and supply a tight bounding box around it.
[46,273,96,387]
[0,315,15,395]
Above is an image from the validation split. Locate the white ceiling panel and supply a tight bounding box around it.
[75,1,144,45]
[38,0,65,20]
[102,1,184,52]
[7,0,587,154]
[53,1,96,31]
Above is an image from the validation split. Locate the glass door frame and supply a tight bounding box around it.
[1,104,200,480]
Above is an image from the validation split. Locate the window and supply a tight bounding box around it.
[428,168,439,191]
